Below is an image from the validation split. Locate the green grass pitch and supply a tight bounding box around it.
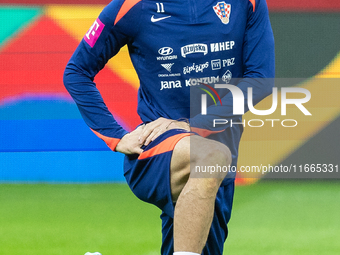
[0,181,339,255]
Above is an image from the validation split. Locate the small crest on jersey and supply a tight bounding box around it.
[213,2,231,24]
[84,18,105,48]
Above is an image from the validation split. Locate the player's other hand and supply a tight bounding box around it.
[115,125,144,155]
[139,117,190,146]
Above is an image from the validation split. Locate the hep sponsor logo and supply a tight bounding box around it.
[84,18,105,48]
[181,44,208,58]
[200,84,312,128]
[210,41,235,52]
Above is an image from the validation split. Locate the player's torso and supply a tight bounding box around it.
[126,0,250,119]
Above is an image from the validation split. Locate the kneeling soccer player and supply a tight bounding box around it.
[64,0,275,254]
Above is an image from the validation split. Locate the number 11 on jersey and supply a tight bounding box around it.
[156,3,165,13]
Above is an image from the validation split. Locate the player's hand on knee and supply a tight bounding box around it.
[167,119,190,132]
[138,117,170,146]
[139,117,190,146]
[115,125,144,155]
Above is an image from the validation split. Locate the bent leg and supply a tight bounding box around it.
[161,182,235,255]
[123,129,232,254]
[170,135,232,253]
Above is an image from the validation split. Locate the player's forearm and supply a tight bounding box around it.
[63,64,128,151]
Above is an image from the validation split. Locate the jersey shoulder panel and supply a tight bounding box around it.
[97,0,142,27]
[249,0,256,12]
[114,0,142,25]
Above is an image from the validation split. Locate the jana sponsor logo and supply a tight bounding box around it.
[160,80,182,90]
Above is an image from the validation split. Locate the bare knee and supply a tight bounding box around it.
[190,137,232,180]
[199,141,231,167]
[170,136,232,201]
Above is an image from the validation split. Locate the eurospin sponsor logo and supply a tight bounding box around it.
[199,83,312,128]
